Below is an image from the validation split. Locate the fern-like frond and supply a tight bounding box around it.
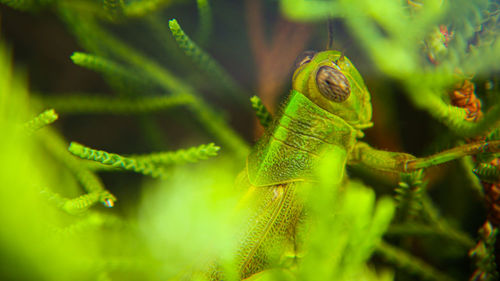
[461,156,485,196]
[69,142,167,178]
[250,96,272,128]
[69,142,221,179]
[23,109,58,134]
[281,0,500,140]
[469,222,499,281]
[133,143,220,165]
[41,187,114,213]
[75,27,187,93]
[40,129,117,208]
[407,87,500,138]
[71,52,124,76]
[487,128,500,142]
[83,161,122,172]
[61,18,249,158]
[473,163,500,183]
[38,94,194,114]
[195,0,212,46]
[394,170,425,221]
[70,52,153,94]
[169,19,245,101]
[146,14,191,73]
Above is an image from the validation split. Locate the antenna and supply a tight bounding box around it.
[327,19,334,50]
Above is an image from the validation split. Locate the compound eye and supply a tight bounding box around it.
[316,66,350,102]
[293,50,317,70]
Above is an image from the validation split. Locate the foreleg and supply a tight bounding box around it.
[349,140,500,173]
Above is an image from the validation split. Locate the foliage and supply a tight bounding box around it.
[0,0,498,280]
[282,0,500,136]
[250,96,272,129]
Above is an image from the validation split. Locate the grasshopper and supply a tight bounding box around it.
[204,50,500,280]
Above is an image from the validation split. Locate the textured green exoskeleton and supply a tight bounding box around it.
[226,50,500,280]
[232,50,376,280]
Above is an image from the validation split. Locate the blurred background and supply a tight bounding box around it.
[0,0,498,280]
[0,0,443,200]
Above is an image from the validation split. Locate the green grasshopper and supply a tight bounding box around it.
[213,49,500,281]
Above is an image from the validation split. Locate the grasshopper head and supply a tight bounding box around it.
[292,50,373,131]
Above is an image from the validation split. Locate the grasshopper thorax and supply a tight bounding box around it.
[292,50,373,132]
